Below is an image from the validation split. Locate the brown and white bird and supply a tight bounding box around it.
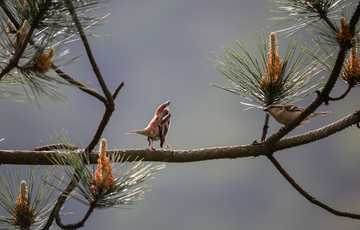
[263,104,330,127]
[127,101,171,150]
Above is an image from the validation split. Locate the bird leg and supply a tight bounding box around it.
[150,141,156,150]
[147,137,156,150]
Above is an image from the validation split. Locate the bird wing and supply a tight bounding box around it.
[160,111,171,126]
[285,104,304,112]
[158,111,171,148]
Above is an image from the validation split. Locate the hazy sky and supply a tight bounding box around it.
[1,1,360,229]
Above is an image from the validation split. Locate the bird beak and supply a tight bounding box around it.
[165,100,171,107]
[263,107,268,112]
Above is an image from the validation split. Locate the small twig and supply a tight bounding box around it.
[84,106,115,155]
[261,113,270,142]
[0,0,20,29]
[267,154,360,219]
[65,0,113,105]
[55,200,97,229]
[31,143,78,151]
[112,81,125,100]
[327,83,353,102]
[303,1,338,33]
[51,64,108,104]
[43,171,80,230]
[318,8,338,33]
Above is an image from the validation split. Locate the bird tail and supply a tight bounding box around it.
[126,130,151,136]
[314,111,331,116]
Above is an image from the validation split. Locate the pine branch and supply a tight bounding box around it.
[0,0,52,80]
[44,4,124,228]
[64,0,121,156]
[0,1,112,105]
[261,2,360,145]
[260,4,360,221]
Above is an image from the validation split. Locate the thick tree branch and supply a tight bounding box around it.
[1,110,359,165]
[274,109,360,151]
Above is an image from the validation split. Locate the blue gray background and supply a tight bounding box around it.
[1,1,360,229]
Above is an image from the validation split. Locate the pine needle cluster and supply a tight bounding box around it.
[0,0,107,104]
[343,38,360,86]
[212,31,323,107]
[0,165,61,229]
[47,137,165,210]
[269,0,349,36]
